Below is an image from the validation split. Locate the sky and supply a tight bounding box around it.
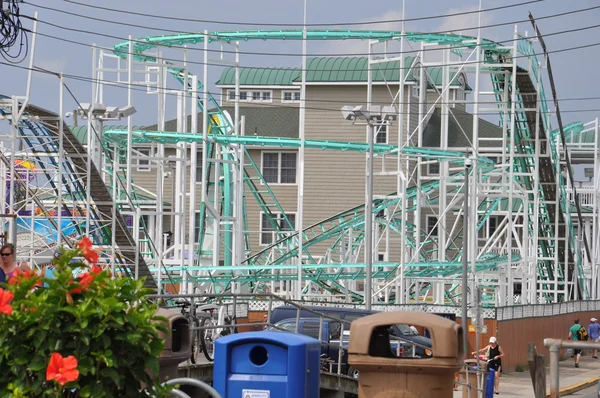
[1,0,599,178]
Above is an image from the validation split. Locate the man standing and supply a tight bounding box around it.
[569,319,583,367]
[588,318,600,359]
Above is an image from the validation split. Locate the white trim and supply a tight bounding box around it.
[217,85,298,89]
[374,124,389,145]
[427,162,440,176]
[226,89,273,103]
[137,148,152,172]
[259,211,297,246]
[290,81,416,86]
[426,215,439,237]
[282,90,301,103]
[261,151,298,185]
[195,149,203,184]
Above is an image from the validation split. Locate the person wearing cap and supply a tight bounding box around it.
[588,318,600,358]
[472,336,504,394]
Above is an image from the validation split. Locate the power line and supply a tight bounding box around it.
[0,0,28,62]
[2,37,600,119]
[57,0,544,28]
[21,3,600,59]
[25,0,564,42]
[19,17,600,75]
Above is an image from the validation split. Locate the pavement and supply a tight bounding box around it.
[454,353,600,397]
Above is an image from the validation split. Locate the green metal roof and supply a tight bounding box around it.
[304,56,416,82]
[216,56,470,87]
[216,67,300,86]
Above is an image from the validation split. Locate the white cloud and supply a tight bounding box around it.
[323,9,405,56]
[436,6,493,37]
[34,58,68,79]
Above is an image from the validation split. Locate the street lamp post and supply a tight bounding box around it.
[341,105,397,310]
[76,103,137,176]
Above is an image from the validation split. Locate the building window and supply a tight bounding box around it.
[227,90,272,102]
[262,152,297,184]
[260,213,295,245]
[411,85,420,98]
[426,215,438,237]
[488,216,501,236]
[282,90,301,103]
[195,150,203,183]
[137,148,151,171]
[194,211,201,241]
[375,124,388,144]
[428,162,440,175]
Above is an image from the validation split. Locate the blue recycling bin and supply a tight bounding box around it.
[213,331,321,398]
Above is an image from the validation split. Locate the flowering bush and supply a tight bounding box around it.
[0,238,171,397]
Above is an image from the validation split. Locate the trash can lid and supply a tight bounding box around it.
[215,331,321,348]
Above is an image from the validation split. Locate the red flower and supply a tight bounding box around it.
[8,269,41,287]
[46,352,79,385]
[89,265,104,275]
[68,279,83,295]
[77,237,99,264]
[69,269,98,294]
[0,289,13,315]
[78,272,95,290]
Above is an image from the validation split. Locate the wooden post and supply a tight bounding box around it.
[528,343,547,398]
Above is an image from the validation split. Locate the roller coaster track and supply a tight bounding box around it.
[0,100,157,289]
[106,29,585,299]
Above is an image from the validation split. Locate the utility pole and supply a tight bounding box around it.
[462,158,472,360]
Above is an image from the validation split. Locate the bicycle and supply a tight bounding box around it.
[170,298,211,364]
[199,301,238,362]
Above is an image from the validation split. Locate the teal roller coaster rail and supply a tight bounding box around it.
[106,29,586,301]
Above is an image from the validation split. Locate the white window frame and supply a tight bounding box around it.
[259,212,296,246]
[427,162,440,176]
[282,90,301,103]
[488,215,500,237]
[137,148,152,172]
[195,150,203,183]
[261,151,297,185]
[374,124,389,144]
[227,89,272,103]
[426,215,439,237]
[411,84,420,98]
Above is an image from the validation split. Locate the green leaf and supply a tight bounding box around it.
[100,368,122,387]
[26,356,46,372]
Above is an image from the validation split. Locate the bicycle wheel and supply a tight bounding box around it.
[200,316,218,362]
[190,318,201,364]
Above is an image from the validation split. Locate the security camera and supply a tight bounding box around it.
[65,112,73,118]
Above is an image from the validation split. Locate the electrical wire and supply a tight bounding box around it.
[58,0,544,28]
[18,16,600,75]
[25,0,563,42]
[3,43,600,119]
[20,3,600,59]
[0,0,28,62]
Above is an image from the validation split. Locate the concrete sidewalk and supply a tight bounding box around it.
[453,354,600,397]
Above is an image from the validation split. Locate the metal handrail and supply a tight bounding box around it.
[162,377,223,398]
[544,338,600,398]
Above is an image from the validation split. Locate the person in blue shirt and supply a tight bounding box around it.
[588,318,600,359]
